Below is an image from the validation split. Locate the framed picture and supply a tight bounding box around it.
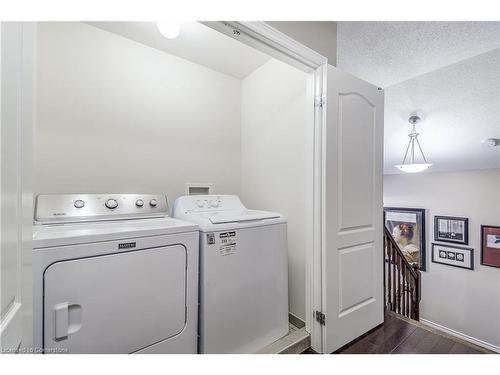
[384,207,426,271]
[481,225,500,268]
[434,216,469,245]
[431,243,474,270]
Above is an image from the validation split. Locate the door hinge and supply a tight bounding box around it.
[315,95,326,108]
[315,310,326,326]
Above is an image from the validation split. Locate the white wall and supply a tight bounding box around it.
[384,169,500,349]
[241,59,311,320]
[266,21,337,66]
[35,22,242,206]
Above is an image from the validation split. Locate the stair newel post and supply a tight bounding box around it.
[383,234,387,310]
[402,265,406,317]
[391,242,396,313]
[406,268,410,317]
[412,263,421,320]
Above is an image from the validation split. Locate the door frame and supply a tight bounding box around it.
[0,21,35,353]
[203,21,328,352]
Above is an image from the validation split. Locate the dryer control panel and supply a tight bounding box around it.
[34,194,169,223]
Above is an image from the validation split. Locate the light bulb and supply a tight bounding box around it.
[157,21,181,39]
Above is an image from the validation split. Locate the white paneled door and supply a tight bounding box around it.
[322,65,384,353]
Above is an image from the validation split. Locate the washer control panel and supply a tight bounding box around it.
[194,197,222,210]
[173,195,244,214]
[35,194,169,223]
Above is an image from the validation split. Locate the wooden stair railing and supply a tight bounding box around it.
[383,226,421,321]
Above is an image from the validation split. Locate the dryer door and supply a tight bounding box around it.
[43,245,186,353]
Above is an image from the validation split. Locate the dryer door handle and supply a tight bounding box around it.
[54,303,69,340]
[54,302,82,341]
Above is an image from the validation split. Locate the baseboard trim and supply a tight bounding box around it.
[256,327,310,354]
[288,312,305,329]
[420,318,500,354]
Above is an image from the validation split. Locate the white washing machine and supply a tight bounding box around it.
[32,194,199,354]
[172,195,288,354]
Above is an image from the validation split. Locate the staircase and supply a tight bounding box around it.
[383,227,421,320]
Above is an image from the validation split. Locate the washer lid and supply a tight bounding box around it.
[172,194,286,231]
[207,210,281,224]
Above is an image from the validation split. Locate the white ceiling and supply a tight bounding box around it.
[87,22,271,79]
[337,22,500,88]
[337,22,500,174]
[384,48,500,174]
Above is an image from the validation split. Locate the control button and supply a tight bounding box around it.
[74,200,85,209]
[210,200,219,208]
[196,200,204,208]
[135,199,144,207]
[105,199,118,209]
[149,199,158,207]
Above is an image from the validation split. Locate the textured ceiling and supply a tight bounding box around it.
[88,22,270,79]
[384,48,500,174]
[337,22,500,88]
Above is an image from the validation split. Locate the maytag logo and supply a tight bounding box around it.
[118,242,136,249]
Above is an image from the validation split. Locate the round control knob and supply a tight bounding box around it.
[149,199,158,207]
[74,200,85,209]
[135,199,144,207]
[210,200,219,208]
[105,199,118,209]
[196,200,204,208]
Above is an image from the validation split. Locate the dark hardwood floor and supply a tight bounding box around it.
[304,313,492,354]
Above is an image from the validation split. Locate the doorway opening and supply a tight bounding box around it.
[31,21,326,352]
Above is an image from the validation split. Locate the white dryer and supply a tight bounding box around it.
[172,195,288,354]
[32,194,199,354]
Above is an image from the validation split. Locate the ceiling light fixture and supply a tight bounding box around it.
[395,115,432,173]
[483,138,500,147]
[157,21,182,39]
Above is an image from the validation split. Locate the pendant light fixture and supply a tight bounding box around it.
[395,115,432,173]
